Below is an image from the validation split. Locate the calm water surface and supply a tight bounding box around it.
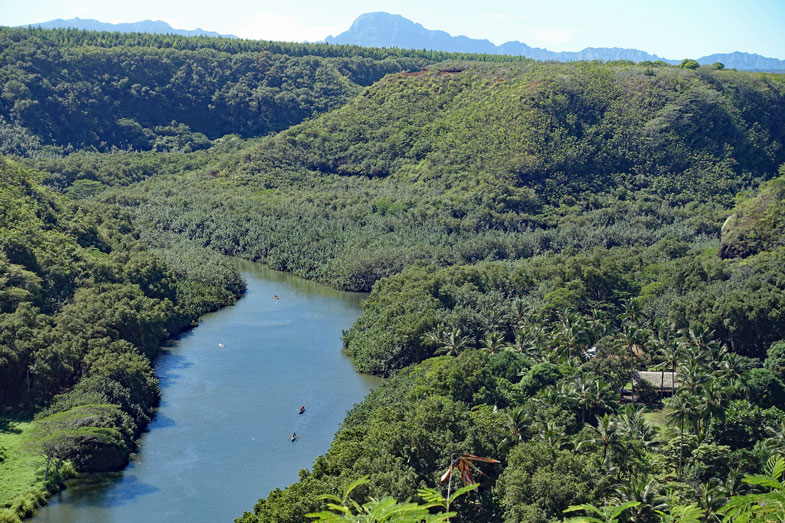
[33,261,381,523]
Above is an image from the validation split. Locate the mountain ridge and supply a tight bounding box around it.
[326,12,785,72]
[21,17,238,39]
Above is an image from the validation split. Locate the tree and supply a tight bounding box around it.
[614,324,650,404]
[766,421,785,456]
[562,500,640,523]
[502,406,530,447]
[765,340,785,378]
[718,352,747,392]
[698,378,728,439]
[617,405,656,447]
[746,368,785,409]
[654,328,681,399]
[666,393,699,475]
[611,475,664,523]
[679,59,700,69]
[422,327,471,357]
[582,414,624,463]
[553,312,591,362]
[694,479,728,522]
[480,330,505,354]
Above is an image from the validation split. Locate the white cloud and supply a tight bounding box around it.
[235,12,341,43]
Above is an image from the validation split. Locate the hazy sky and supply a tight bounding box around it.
[3,0,784,60]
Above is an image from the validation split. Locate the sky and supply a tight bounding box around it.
[2,0,784,60]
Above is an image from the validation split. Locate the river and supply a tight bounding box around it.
[32,261,381,522]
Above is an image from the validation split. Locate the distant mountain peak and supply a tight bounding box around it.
[326,12,785,72]
[22,18,238,39]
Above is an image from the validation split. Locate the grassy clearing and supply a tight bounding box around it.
[0,413,65,523]
[0,414,43,508]
[644,408,678,441]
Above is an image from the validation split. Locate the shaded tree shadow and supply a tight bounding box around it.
[155,352,193,389]
[147,412,176,430]
[51,473,160,508]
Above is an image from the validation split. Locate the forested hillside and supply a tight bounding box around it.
[62,60,785,293]
[2,28,785,522]
[0,28,525,155]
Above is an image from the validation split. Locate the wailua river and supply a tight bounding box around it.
[33,261,381,523]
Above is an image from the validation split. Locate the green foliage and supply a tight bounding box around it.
[495,441,603,522]
[0,27,526,154]
[678,59,700,70]
[520,363,564,397]
[562,500,641,522]
[718,456,785,522]
[745,368,785,409]
[304,475,478,522]
[766,340,785,379]
[708,400,785,450]
[720,175,785,258]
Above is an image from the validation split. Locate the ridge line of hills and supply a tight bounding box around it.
[18,17,238,39]
[15,13,785,72]
[325,12,785,73]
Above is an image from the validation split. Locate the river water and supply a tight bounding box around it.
[32,261,381,522]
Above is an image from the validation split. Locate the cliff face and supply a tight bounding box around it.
[720,174,785,259]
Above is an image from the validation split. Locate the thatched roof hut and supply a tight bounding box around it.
[632,371,680,392]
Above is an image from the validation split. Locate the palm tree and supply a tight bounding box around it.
[571,377,594,427]
[510,325,548,360]
[614,324,650,404]
[439,452,500,518]
[587,307,612,342]
[537,420,571,451]
[480,330,505,354]
[654,327,680,399]
[612,475,665,523]
[617,405,656,448]
[665,393,699,475]
[683,326,724,371]
[678,357,709,398]
[501,406,530,448]
[583,414,624,462]
[765,421,785,456]
[695,479,728,522]
[422,326,471,357]
[618,300,643,328]
[553,311,591,361]
[507,299,532,330]
[717,352,746,393]
[661,339,682,398]
[534,386,562,409]
[698,377,727,440]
